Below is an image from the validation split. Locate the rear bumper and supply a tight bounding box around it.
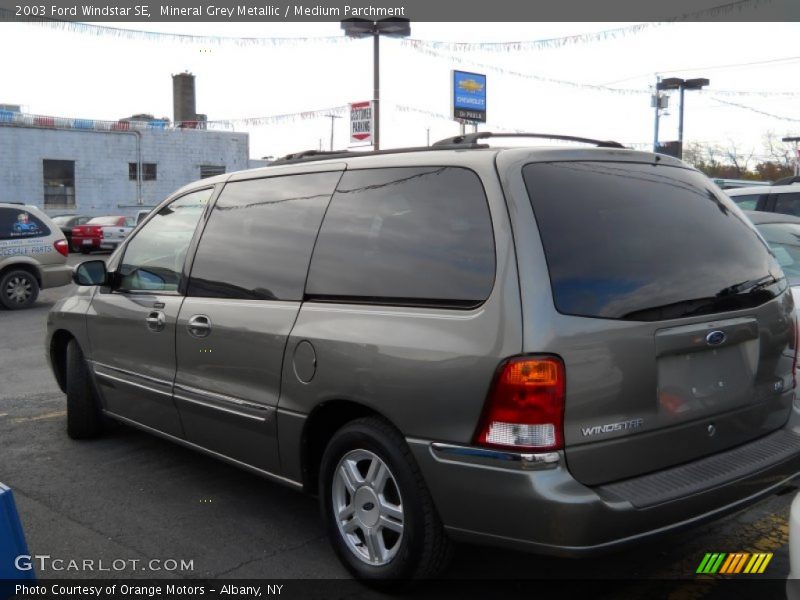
[40,264,72,289]
[410,404,800,556]
[71,236,100,250]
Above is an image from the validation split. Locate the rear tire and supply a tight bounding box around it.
[319,417,452,582]
[0,269,39,310]
[80,247,91,255]
[66,339,103,439]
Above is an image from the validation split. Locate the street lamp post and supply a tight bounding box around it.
[656,77,710,159]
[341,18,411,151]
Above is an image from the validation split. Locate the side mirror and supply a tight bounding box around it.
[73,260,107,286]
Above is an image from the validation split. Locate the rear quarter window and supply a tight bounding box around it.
[306,166,495,308]
[523,161,783,321]
[0,208,50,240]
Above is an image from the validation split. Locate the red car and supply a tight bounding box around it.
[71,216,131,254]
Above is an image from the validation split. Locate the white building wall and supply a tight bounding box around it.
[0,125,250,216]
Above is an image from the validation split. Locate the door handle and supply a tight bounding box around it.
[187,314,212,338]
[145,310,166,332]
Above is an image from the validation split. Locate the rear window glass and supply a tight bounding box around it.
[0,208,50,240]
[523,162,784,321]
[87,216,121,226]
[306,167,495,308]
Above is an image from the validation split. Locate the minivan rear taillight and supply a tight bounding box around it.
[474,356,565,451]
[54,239,68,257]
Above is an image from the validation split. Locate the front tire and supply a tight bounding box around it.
[66,339,104,439]
[0,269,39,310]
[319,417,452,582]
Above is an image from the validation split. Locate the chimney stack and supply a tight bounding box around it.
[172,72,197,125]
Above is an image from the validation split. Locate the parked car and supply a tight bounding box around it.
[47,133,800,581]
[71,215,135,254]
[727,178,800,214]
[0,203,71,309]
[50,214,90,249]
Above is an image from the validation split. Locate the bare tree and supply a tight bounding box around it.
[721,138,755,177]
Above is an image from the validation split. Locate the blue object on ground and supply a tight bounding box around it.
[0,483,35,580]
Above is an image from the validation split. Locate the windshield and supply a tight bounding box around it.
[87,216,122,226]
[755,222,800,286]
[523,161,785,321]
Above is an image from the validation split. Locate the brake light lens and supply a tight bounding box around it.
[474,356,565,451]
[53,239,69,257]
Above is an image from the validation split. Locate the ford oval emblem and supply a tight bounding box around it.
[706,330,726,346]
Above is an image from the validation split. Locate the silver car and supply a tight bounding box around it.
[46,134,800,581]
[0,203,72,309]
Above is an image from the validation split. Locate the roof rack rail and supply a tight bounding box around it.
[773,175,800,186]
[432,132,626,149]
[268,143,487,166]
[270,149,363,165]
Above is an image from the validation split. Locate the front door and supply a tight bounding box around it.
[87,187,214,436]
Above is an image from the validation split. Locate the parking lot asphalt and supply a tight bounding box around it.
[0,252,796,597]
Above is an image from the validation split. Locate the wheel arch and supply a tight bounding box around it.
[49,329,77,393]
[301,399,397,495]
[0,260,43,287]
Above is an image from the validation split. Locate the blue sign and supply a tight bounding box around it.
[452,70,487,123]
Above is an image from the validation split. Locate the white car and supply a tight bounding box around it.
[728,178,800,214]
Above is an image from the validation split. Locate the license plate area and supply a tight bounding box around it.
[82,239,92,245]
[657,341,758,419]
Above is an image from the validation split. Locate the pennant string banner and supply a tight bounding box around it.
[0,106,351,132]
[0,9,356,46]
[710,97,800,122]
[402,23,659,53]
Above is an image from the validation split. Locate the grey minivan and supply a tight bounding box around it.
[46,133,800,581]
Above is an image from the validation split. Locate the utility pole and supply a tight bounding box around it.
[325,114,341,151]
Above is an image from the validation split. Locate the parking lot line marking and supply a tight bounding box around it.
[13,410,66,422]
[0,413,8,418]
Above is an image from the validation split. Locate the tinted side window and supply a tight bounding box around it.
[187,172,341,301]
[306,167,495,307]
[773,193,800,217]
[0,208,50,240]
[523,162,782,321]
[118,188,212,292]
[729,194,761,210]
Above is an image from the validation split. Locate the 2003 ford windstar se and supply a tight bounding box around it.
[47,133,800,581]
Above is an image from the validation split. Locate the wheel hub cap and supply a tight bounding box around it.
[332,449,405,566]
[6,277,31,303]
[354,487,380,528]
